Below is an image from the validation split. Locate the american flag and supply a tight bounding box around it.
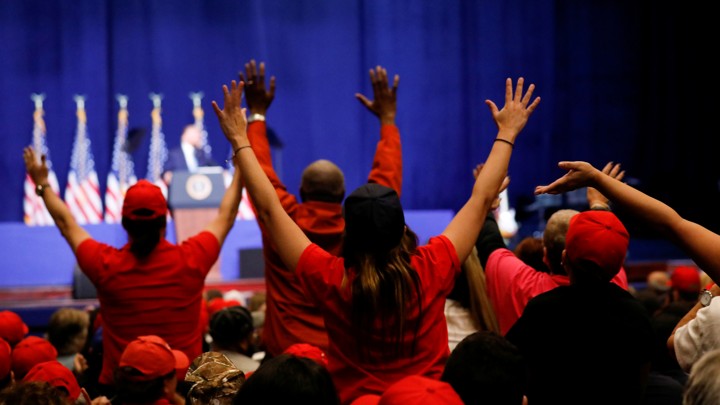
[23,93,61,226]
[147,93,169,202]
[190,91,212,156]
[65,95,103,224]
[104,95,137,223]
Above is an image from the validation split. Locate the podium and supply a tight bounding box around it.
[168,167,226,282]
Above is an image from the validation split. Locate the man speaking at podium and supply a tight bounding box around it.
[163,124,219,185]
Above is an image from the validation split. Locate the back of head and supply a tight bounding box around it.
[11,336,58,380]
[343,183,406,256]
[513,236,549,273]
[565,210,629,284]
[354,375,463,405]
[121,179,168,258]
[300,159,345,203]
[186,352,245,405]
[209,306,254,349]
[233,353,339,405]
[441,331,525,405]
[115,335,189,403]
[670,265,702,300]
[542,209,579,274]
[22,360,82,403]
[0,310,29,346]
[47,307,90,356]
[0,381,69,405]
[684,348,720,405]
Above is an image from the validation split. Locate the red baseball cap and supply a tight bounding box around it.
[206,298,242,318]
[0,310,29,346]
[11,336,58,379]
[352,375,463,405]
[283,343,328,367]
[122,179,167,220]
[671,265,701,294]
[119,335,189,381]
[0,338,11,380]
[23,360,81,401]
[565,210,629,280]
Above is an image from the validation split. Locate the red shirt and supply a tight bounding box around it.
[297,236,460,405]
[248,121,402,357]
[76,232,220,385]
[485,248,630,335]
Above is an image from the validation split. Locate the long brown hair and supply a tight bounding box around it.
[342,227,423,360]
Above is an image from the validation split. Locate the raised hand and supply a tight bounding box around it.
[473,162,510,211]
[587,161,625,209]
[23,146,49,185]
[485,78,541,143]
[534,161,598,195]
[211,80,248,147]
[355,66,399,125]
[240,59,276,115]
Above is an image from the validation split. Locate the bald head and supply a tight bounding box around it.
[300,159,345,203]
[542,209,579,274]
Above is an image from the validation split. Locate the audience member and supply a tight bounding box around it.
[0,339,11,390]
[441,330,526,405]
[23,138,245,395]
[283,343,329,368]
[476,162,629,335]
[505,210,654,404]
[11,336,58,380]
[213,76,539,403]
[532,160,720,382]
[208,306,260,374]
[634,270,672,316]
[649,265,701,386]
[113,335,189,405]
[0,380,69,405]
[185,351,245,405]
[0,310,28,346]
[46,307,90,372]
[513,235,548,273]
[445,247,500,352]
[682,348,720,405]
[22,360,100,404]
[232,353,339,405]
[162,124,219,186]
[239,60,404,358]
[351,375,463,405]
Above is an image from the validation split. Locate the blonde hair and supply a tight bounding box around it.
[462,247,500,333]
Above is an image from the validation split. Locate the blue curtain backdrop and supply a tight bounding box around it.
[1,1,717,234]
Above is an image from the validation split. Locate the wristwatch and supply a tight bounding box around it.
[35,183,51,196]
[700,289,713,307]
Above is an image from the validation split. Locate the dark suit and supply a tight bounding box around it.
[164,146,218,173]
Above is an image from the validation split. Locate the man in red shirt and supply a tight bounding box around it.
[240,60,402,357]
[23,146,245,395]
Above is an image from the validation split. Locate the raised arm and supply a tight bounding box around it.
[443,78,540,263]
[356,66,402,194]
[535,161,720,281]
[212,80,310,271]
[203,158,242,246]
[23,147,90,253]
[241,60,298,211]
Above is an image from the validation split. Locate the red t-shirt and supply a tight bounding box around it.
[485,248,630,335]
[76,231,220,385]
[248,121,402,357]
[297,235,460,405]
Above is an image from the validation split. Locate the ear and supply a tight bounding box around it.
[542,246,550,268]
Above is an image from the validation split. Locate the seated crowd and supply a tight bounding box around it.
[2,60,719,405]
